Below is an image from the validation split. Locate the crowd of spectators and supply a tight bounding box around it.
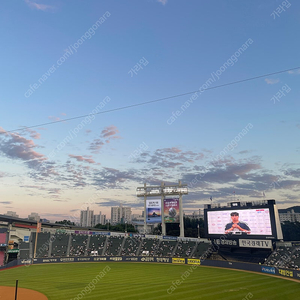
[121,236,142,256]
[156,240,177,257]
[265,245,300,270]
[87,235,107,256]
[173,241,195,258]
[69,234,88,256]
[24,231,215,259]
[104,236,124,256]
[139,238,160,256]
[51,233,69,257]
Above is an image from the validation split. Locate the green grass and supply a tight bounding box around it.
[0,262,299,300]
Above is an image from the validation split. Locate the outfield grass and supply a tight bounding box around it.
[0,262,299,300]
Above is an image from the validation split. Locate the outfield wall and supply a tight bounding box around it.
[1,256,300,281]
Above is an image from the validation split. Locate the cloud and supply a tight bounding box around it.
[48,116,61,122]
[238,150,252,155]
[92,167,141,189]
[157,0,168,5]
[135,147,204,168]
[0,127,46,165]
[22,128,41,139]
[89,125,121,153]
[21,185,61,195]
[182,159,262,190]
[101,125,120,139]
[89,139,105,153]
[288,69,300,75]
[265,78,279,85]
[25,0,54,11]
[0,201,13,205]
[95,199,142,209]
[69,154,96,164]
[275,180,300,190]
[285,168,300,178]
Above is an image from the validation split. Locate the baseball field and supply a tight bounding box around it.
[0,262,299,300]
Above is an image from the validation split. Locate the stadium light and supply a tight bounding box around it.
[136,181,188,237]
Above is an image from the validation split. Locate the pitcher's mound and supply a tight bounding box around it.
[0,286,48,299]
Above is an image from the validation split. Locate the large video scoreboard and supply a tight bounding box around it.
[204,200,283,240]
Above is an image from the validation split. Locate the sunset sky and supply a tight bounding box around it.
[0,0,299,222]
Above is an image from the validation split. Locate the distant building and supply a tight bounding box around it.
[80,207,94,227]
[111,207,120,224]
[279,209,300,223]
[5,211,19,218]
[111,205,132,224]
[131,213,142,221]
[94,212,101,226]
[28,212,40,222]
[100,214,106,225]
[121,205,132,223]
[93,212,106,226]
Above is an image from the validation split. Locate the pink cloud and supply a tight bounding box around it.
[165,147,182,154]
[157,0,168,5]
[23,128,41,139]
[101,125,121,139]
[69,154,96,164]
[89,125,121,153]
[89,139,105,153]
[48,116,61,122]
[0,127,46,163]
[288,69,300,75]
[25,0,54,11]
[265,78,279,85]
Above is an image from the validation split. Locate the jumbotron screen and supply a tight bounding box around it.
[207,208,272,236]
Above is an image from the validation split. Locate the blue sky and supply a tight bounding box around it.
[0,0,299,221]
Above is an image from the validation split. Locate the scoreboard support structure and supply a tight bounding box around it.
[136,181,188,237]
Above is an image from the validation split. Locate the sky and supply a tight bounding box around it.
[0,0,299,222]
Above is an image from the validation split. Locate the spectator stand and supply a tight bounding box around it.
[120,236,142,256]
[51,232,69,257]
[174,241,196,258]
[155,240,177,257]
[87,235,107,256]
[69,234,88,257]
[104,236,124,256]
[139,238,160,256]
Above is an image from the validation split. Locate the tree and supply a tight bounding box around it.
[94,223,137,233]
[55,220,75,226]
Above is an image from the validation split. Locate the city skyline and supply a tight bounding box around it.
[1,1,300,221]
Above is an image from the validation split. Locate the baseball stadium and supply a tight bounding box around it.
[0,199,300,300]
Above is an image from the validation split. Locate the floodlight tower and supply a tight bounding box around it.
[136,180,188,237]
